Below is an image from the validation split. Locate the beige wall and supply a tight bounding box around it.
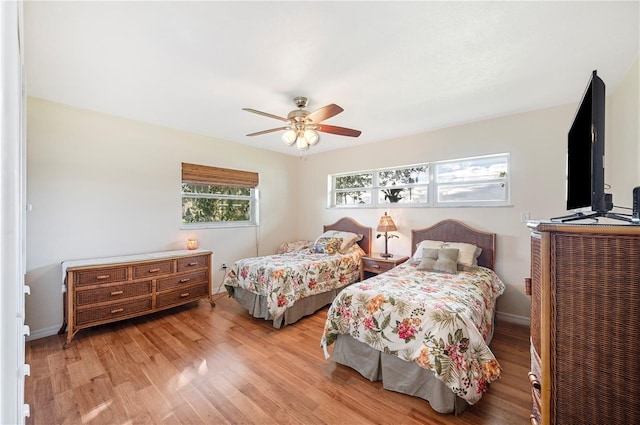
[610,56,640,197]
[26,98,300,338]
[26,59,639,335]
[294,106,571,324]
[295,59,640,323]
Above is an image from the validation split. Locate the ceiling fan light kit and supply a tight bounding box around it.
[243,96,361,151]
[282,130,297,146]
[304,129,319,145]
[296,136,309,150]
[280,124,319,151]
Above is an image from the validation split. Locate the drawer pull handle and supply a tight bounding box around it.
[149,268,160,273]
[372,264,380,269]
[96,275,110,280]
[532,386,542,412]
[180,292,190,298]
[525,277,532,296]
[188,262,198,266]
[110,290,124,296]
[528,372,541,390]
[110,308,124,314]
[180,278,190,283]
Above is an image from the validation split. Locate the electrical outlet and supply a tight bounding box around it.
[520,212,530,223]
[221,263,227,270]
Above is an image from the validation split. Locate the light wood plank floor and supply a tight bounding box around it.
[25,296,531,425]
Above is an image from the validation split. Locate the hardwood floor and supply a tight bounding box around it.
[25,296,531,424]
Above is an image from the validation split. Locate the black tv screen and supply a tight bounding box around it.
[566,70,606,213]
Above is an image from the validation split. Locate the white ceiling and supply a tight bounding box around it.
[24,1,639,156]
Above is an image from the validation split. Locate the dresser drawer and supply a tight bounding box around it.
[75,280,152,306]
[157,270,208,292]
[75,297,152,326]
[132,260,173,279]
[156,283,209,309]
[177,254,208,272]
[362,258,395,274]
[74,266,128,287]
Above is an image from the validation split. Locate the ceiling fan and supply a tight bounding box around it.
[243,96,361,151]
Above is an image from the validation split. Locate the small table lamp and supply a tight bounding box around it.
[376,212,399,258]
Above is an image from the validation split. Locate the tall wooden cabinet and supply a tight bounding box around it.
[526,222,640,425]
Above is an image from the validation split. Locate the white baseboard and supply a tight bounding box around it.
[26,325,61,342]
[27,307,529,341]
[496,311,530,327]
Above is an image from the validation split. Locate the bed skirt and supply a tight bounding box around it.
[229,286,339,328]
[331,318,496,415]
[332,334,468,414]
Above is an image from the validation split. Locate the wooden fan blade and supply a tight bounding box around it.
[316,124,361,137]
[242,108,288,122]
[246,127,289,137]
[306,104,344,123]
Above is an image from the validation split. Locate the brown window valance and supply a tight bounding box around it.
[181,163,259,188]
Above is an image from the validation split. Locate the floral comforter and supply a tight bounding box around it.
[224,245,364,319]
[321,261,505,405]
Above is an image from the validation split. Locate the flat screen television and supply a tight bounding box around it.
[566,70,607,214]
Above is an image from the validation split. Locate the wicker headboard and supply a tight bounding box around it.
[411,219,496,269]
[324,217,373,256]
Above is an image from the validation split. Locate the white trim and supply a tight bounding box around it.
[26,325,62,342]
[1,2,28,423]
[496,310,530,327]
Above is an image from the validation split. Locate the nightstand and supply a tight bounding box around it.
[360,254,410,281]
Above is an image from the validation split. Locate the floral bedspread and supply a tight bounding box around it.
[321,261,505,405]
[224,245,364,319]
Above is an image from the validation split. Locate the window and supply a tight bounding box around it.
[329,154,509,208]
[434,154,509,206]
[331,164,429,207]
[181,163,259,227]
[377,166,429,205]
[334,172,373,206]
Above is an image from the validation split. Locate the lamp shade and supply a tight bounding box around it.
[377,212,397,232]
[296,135,309,150]
[304,129,319,145]
[282,130,297,145]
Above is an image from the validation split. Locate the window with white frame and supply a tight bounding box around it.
[329,154,509,208]
[181,163,259,227]
[377,166,429,205]
[434,154,509,206]
[333,172,374,206]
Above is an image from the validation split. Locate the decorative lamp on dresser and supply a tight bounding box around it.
[525,222,639,425]
[59,249,213,348]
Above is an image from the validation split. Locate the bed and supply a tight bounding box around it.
[321,219,505,415]
[223,217,372,328]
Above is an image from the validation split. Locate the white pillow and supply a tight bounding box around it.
[412,240,481,267]
[314,231,363,253]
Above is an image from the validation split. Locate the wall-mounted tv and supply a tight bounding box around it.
[566,70,606,214]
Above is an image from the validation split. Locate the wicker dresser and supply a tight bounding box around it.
[60,250,212,348]
[526,222,640,425]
